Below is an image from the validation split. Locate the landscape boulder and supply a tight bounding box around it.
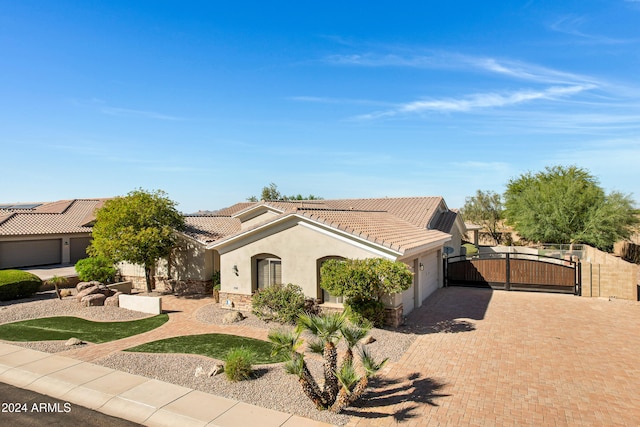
[65,337,83,346]
[81,293,107,307]
[76,285,100,302]
[222,311,246,324]
[76,282,95,292]
[104,292,122,307]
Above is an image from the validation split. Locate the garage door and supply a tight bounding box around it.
[0,239,62,269]
[420,252,439,303]
[70,237,92,264]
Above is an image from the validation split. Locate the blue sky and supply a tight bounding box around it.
[2,1,639,213]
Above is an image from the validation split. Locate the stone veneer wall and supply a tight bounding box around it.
[120,275,212,295]
[384,305,404,328]
[218,292,253,311]
[219,292,405,327]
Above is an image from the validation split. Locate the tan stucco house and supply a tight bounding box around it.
[121,197,466,325]
[0,199,105,269]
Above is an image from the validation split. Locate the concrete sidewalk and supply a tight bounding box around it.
[0,343,333,427]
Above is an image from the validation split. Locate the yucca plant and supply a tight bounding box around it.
[224,347,256,382]
[268,312,385,412]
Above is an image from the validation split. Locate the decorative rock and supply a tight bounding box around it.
[65,337,83,346]
[104,292,122,307]
[222,311,245,324]
[362,336,376,345]
[76,282,94,292]
[76,285,100,302]
[81,293,107,306]
[208,364,224,377]
[195,366,205,377]
[60,289,73,298]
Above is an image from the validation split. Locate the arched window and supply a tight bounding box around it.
[317,256,346,304]
[252,253,281,291]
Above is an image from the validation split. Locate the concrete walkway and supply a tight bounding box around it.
[0,343,331,427]
[0,294,333,426]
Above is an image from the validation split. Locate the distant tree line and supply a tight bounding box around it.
[247,182,323,202]
[460,165,638,252]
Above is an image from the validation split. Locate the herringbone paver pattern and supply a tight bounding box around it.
[346,288,640,426]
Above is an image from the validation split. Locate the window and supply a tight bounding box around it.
[256,257,281,290]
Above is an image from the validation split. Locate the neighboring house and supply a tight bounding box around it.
[0,199,105,269]
[122,196,466,325]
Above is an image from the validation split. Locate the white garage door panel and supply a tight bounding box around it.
[0,239,62,269]
[402,285,415,315]
[421,253,439,302]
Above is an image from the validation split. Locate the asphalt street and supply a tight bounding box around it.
[0,381,140,427]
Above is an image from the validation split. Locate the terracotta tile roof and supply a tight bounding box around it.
[210,197,454,254]
[212,202,259,216]
[297,208,451,253]
[182,216,241,243]
[0,199,104,236]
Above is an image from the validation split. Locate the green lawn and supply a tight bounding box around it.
[124,333,286,364]
[0,315,168,343]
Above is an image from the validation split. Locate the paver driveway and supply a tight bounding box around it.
[346,287,640,426]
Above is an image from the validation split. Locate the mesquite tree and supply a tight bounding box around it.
[89,189,185,292]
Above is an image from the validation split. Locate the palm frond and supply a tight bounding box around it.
[335,360,360,393]
[359,346,388,377]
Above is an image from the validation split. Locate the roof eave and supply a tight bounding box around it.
[399,234,452,259]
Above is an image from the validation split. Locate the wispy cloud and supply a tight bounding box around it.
[288,96,393,107]
[549,15,635,44]
[323,51,599,86]
[354,85,595,120]
[70,98,184,121]
[100,106,183,121]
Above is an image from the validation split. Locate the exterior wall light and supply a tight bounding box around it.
[232,265,239,275]
[419,263,424,271]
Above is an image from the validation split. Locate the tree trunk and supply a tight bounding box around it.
[144,263,156,293]
[322,342,339,406]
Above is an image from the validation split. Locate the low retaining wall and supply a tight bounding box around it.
[119,294,163,315]
[107,281,132,294]
[120,275,212,295]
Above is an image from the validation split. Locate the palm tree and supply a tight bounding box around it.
[331,347,388,412]
[268,328,324,408]
[297,312,346,405]
[340,321,370,365]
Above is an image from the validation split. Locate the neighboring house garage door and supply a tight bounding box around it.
[0,239,62,269]
[420,252,439,303]
[70,237,92,264]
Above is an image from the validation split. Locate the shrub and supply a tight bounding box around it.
[462,243,478,256]
[0,270,42,301]
[252,283,306,324]
[224,347,256,381]
[75,256,117,284]
[345,298,386,328]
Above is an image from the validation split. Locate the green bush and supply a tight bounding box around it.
[252,283,306,324]
[462,243,478,256]
[345,298,386,328]
[75,256,117,284]
[224,347,256,381]
[0,270,43,301]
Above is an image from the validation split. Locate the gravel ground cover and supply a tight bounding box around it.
[1,294,419,425]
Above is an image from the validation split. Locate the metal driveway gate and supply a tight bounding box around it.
[445,252,581,295]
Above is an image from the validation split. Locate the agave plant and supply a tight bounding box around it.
[268,312,386,412]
